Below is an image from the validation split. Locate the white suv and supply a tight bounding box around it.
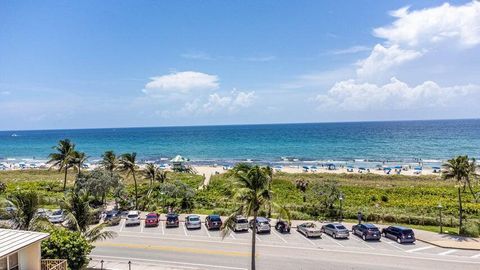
[125,210,140,226]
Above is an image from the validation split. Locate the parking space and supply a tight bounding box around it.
[106,218,480,260]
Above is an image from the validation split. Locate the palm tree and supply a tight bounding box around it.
[8,190,49,231]
[100,150,118,177]
[62,192,116,242]
[442,155,470,234]
[262,166,273,218]
[48,139,76,191]
[71,151,88,177]
[221,164,270,270]
[144,163,158,186]
[466,158,479,203]
[295,179,309,202]
[119,152,139,209]
[157,169,168,184]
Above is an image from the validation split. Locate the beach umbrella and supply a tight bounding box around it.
[170,155,189,163]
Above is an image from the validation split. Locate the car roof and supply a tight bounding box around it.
[208,214,220,218]
[146,213,158,216]
[363,223,378,228]
[166,213,178,217]
[256,217,269,221]
[391,225,411,230]
[127,210,138,215]
[187,215,200,218]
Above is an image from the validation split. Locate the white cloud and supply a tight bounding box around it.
[330,45,371,55]
[244,56,276,62]
[374,2,480,48]
[143,71,219,96]
[315,77,480,111]
[183,90,256,114]
[180,52,213,60]
[356,44,422,78]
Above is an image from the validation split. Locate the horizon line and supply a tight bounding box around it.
[1,117,479,133]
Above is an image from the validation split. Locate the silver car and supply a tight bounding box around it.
[48,209,65,224]
[185,215,201,229]
[297,222,322,238]
[125,210,141,226]
[233,216,249,232]
[321,223,350,239]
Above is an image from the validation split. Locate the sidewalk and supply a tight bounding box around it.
[88,257,198,270]
[413,229,480,250]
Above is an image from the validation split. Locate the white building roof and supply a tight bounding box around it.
[0,229,49,258]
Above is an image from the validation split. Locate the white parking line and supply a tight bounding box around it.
[229,232,236,240]
[183,224,188,236]
[140,223,144,233]
[119,219,125,232]
[159,221,165,235]
[204,224,212,238]
[295,231,316,247]
[248,229,262,242]
[271,230,288,243]
[438,249,457,256]
[383,240,406,251]
[324,234,344,247]
[406,246,434,253]
[350,235,375,250]
[470,253,480,258]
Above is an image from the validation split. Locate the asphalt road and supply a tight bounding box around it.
[90,218,480,270]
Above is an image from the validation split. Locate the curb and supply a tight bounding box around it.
[416,238,480,251]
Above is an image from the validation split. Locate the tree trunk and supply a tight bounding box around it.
[466,176,478,203]
[458,187,463,234]
[133,171,138,209]
[251,210,257,270]
[63,167,68,191]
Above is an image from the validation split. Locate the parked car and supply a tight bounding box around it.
[205,215,223,230]
[352,223,381,241]
[185,215,201,229]
[382,226,416,243]
[145,212,160,227]
[249,217,271,233]
[297,222,322,238]
[165,213,179,228]
[274,219,290,233]
[104,210,121,226]
[90,210,103,225]
[125,210,141,226]
[321,223,349,239]
[48,209,65,224]
[36,208,50,218]
[233,215,249,232]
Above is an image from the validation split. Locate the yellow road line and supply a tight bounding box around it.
[95,242,250,257]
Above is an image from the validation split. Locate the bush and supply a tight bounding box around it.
[381,195,388,203]
[41,228,93,270]
[463,220,480,237]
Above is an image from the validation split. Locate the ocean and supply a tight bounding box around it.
[1,119,479,166]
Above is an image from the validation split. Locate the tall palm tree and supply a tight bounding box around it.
[466,158,479,203]
[262,166,273,218]
[71,151,88,177]
[442,155,470,233]
[222,164,270,270]
[8,190,50,231]
[119,152,139,209]
[62,192,116,242]
[295,178,309,202]
[48,139,76,191]
[100,150,118,177]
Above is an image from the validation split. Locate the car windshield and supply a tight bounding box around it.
[210,216,221,221]
[167,216,177,220]
[52,210,62,215]
[368,228,379,231]
[236,219,248,223]
[305,223,315,228]
[127,214,138,218]
[189,217,200,221]
[336,225,347,230]
[146,215,157,219]
[402,229,414,234]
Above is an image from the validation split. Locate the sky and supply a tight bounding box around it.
[1,0,480,130]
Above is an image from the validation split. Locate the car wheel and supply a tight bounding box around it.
[333,233,337,239]
[397,237,402,244]
[362,234,366,241]
[306,232,310,238]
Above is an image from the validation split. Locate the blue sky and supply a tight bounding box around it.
[1,0,480,130]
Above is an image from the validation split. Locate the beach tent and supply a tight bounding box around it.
[326,163,336,170]
[432,166,441,173]
[346,166,354,172]
[413,167,423,175]
[170,155,190,171]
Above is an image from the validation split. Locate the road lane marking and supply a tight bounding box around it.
[271,230,288,243]
[438,249,457,256]
[407,246,434,253]
[107,233,480,265]
[140,223,144,233]
[89,255,248,270]
[230,232,236,240]
[95,242,249,257]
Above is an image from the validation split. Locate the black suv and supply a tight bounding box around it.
[382,226,415,243]
[352,223,381,241]
[166,213,179,227]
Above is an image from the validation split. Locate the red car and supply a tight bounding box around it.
[145,212,160,227]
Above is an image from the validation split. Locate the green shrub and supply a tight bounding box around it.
[41,228,93,270]
[463,220,480,237]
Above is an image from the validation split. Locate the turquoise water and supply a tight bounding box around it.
[0,119,479,163]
